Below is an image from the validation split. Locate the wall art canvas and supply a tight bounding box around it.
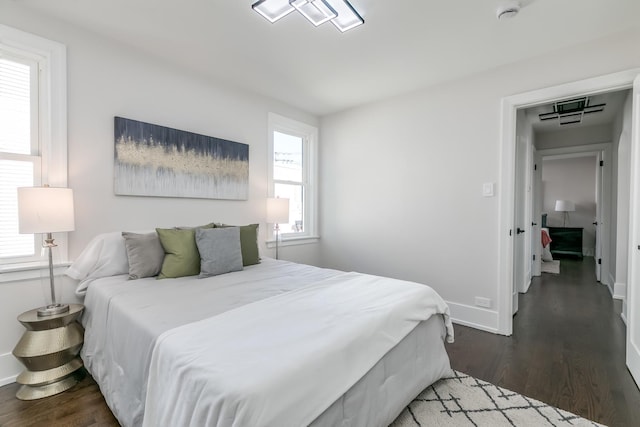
[114,117,249,200]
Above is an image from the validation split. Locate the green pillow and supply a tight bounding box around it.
[156,228,200,279]
[217,224,260,266]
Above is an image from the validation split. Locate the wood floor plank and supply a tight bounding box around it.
[0,257,638,426]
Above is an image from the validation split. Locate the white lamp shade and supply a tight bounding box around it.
[17,187,75,233]
[554,200,575,212]
[266,197,290,224]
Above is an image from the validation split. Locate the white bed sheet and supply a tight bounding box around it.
[80,259,452,427]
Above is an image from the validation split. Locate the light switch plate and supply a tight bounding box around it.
[482,182,495,197]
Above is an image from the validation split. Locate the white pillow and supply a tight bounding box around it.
[66,232,129,295]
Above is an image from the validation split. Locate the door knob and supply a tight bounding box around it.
[593,222,598,226]
[517,228,525,234]
[532,222,538,226]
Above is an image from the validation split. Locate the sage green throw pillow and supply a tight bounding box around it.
[156,228,200,279]
[217,223,260,266]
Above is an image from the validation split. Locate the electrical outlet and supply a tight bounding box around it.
[475,297,491,308]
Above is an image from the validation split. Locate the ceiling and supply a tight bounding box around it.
[15,0,640,116]
[527,90,630,132]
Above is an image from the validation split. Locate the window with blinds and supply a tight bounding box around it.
[0,54,41,261]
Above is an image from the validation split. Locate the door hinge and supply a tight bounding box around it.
[598,258,602,265]
[600,160,604,167]
[533,254,536,261]
[509,229,512,236]
[534,164,537,171]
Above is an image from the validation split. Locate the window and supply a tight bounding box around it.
[0,24,68,271]
[268,113,318,244]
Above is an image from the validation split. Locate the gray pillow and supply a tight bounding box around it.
[195,227,243,278]
[122,232,165,279]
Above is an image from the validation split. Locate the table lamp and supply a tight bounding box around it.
[266,197,289,260]
[18,186,75,316]
[554,200,575,227]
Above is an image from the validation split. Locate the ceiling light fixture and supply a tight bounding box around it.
[252,0,364,32]
[538,96,606,126]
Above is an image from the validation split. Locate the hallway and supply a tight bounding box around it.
[447,257,640,426]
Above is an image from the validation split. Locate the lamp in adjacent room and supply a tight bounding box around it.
[266,197,290,260]
[17,185,75,316]
[555,200,575,227]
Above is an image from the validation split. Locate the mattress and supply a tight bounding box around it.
[80,258,452,426]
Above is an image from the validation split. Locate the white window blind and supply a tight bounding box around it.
[0,55,40,260]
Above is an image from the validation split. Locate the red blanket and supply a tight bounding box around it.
[541,229,552,248]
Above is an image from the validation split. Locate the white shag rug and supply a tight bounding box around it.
[391,371,603,427]
[541,260,560,274]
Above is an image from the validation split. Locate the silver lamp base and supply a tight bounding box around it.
[37,303,70,317]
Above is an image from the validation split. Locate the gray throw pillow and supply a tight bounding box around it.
[195,227,243,278]
[122,232,165,279]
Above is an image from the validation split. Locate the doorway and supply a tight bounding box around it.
[497,68,640,390]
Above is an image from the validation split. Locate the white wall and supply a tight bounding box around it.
[0,4,320,384]
[615,92,634,314]
[542,156,597,255]
[536,124,613,150]
[319,28,640,332]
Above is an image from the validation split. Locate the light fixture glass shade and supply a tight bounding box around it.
[291,0,337,26]
[252,0,295,23]
[266,197,290,224]
[554,200,575,212]
[329,0,364,32]
[17,187,75,233]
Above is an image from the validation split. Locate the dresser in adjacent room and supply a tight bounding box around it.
[548,227,584,259]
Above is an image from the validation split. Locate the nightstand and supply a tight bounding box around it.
[12,303,85,400]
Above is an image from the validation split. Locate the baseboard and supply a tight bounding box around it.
[613,282,627,300]
[0,352,21,387]
[446,301,499,334]
[522,278,532,294]
[621,311,628,326]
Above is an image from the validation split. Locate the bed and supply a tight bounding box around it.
[68,230,453,427]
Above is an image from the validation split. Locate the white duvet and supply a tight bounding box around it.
[80,259,452,427]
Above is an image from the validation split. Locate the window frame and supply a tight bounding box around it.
[0,24,68,281]
[267,113,319,246]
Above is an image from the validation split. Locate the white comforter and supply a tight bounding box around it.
[80,259,452,427]
[143,272,452,427]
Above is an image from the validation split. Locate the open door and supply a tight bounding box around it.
[532,147,542,277]
[627,74,640,388]
[595,151,603,282]
[513,128,529,314]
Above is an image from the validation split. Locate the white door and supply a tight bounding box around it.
[627,74,640,388]
[532,148,542,277]
[595,152,603,282]
[513,132,528,314]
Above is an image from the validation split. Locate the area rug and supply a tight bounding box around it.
[541,260,560,274]
[391,371,603,426]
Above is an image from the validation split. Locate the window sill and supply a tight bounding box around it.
[0,262,71,284]
[266,235,320,249]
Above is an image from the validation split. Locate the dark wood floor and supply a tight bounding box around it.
[448,257,640,426]
[1,257,638,426]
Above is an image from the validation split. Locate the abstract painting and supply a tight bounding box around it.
[114,117,249,200]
